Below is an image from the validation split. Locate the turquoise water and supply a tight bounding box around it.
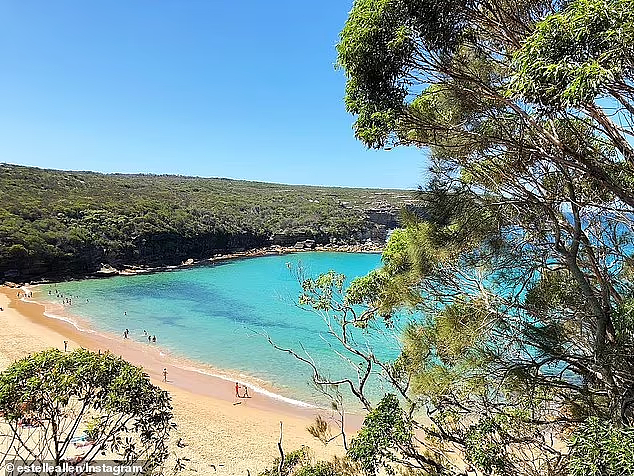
[36,252,403,407]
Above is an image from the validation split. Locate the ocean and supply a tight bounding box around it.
[35,252,404,408]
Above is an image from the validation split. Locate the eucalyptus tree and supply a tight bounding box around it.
[0,349,175,474]
[276,0,634,474]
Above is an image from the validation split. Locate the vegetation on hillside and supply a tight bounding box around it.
[0,164,408,280]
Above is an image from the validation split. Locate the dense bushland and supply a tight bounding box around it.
[0,164,406,280]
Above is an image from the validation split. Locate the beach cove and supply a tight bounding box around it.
[0,286,352,475]
[0,252,393,474]
[31,252,400,407]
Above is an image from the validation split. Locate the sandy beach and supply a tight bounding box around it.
[0,286,353,475]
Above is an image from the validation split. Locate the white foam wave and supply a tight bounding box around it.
[21,286,97,336]
[41,310,98,334]
[182,365,317,409]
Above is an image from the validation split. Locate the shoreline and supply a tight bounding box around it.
[4,244,384,286]
[13,286,362,420]
[36,288,321,411]
[98,244,383,280]
[0,286,359,473]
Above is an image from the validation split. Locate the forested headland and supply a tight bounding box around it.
[0,164,409,281]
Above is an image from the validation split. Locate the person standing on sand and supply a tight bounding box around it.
[63,341,68,352]
[163,368,168,382]
[243,385,249,398]
[235,382,240,398]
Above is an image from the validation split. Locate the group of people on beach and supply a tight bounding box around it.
[17,291,32,298]
[144,329,157,343]
[48,288,87,306]
[122,328,157,343]
[235,382,250,398]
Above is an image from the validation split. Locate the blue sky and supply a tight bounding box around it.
[0,1,428,189]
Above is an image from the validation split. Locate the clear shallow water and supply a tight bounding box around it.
[36,253,403,407]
